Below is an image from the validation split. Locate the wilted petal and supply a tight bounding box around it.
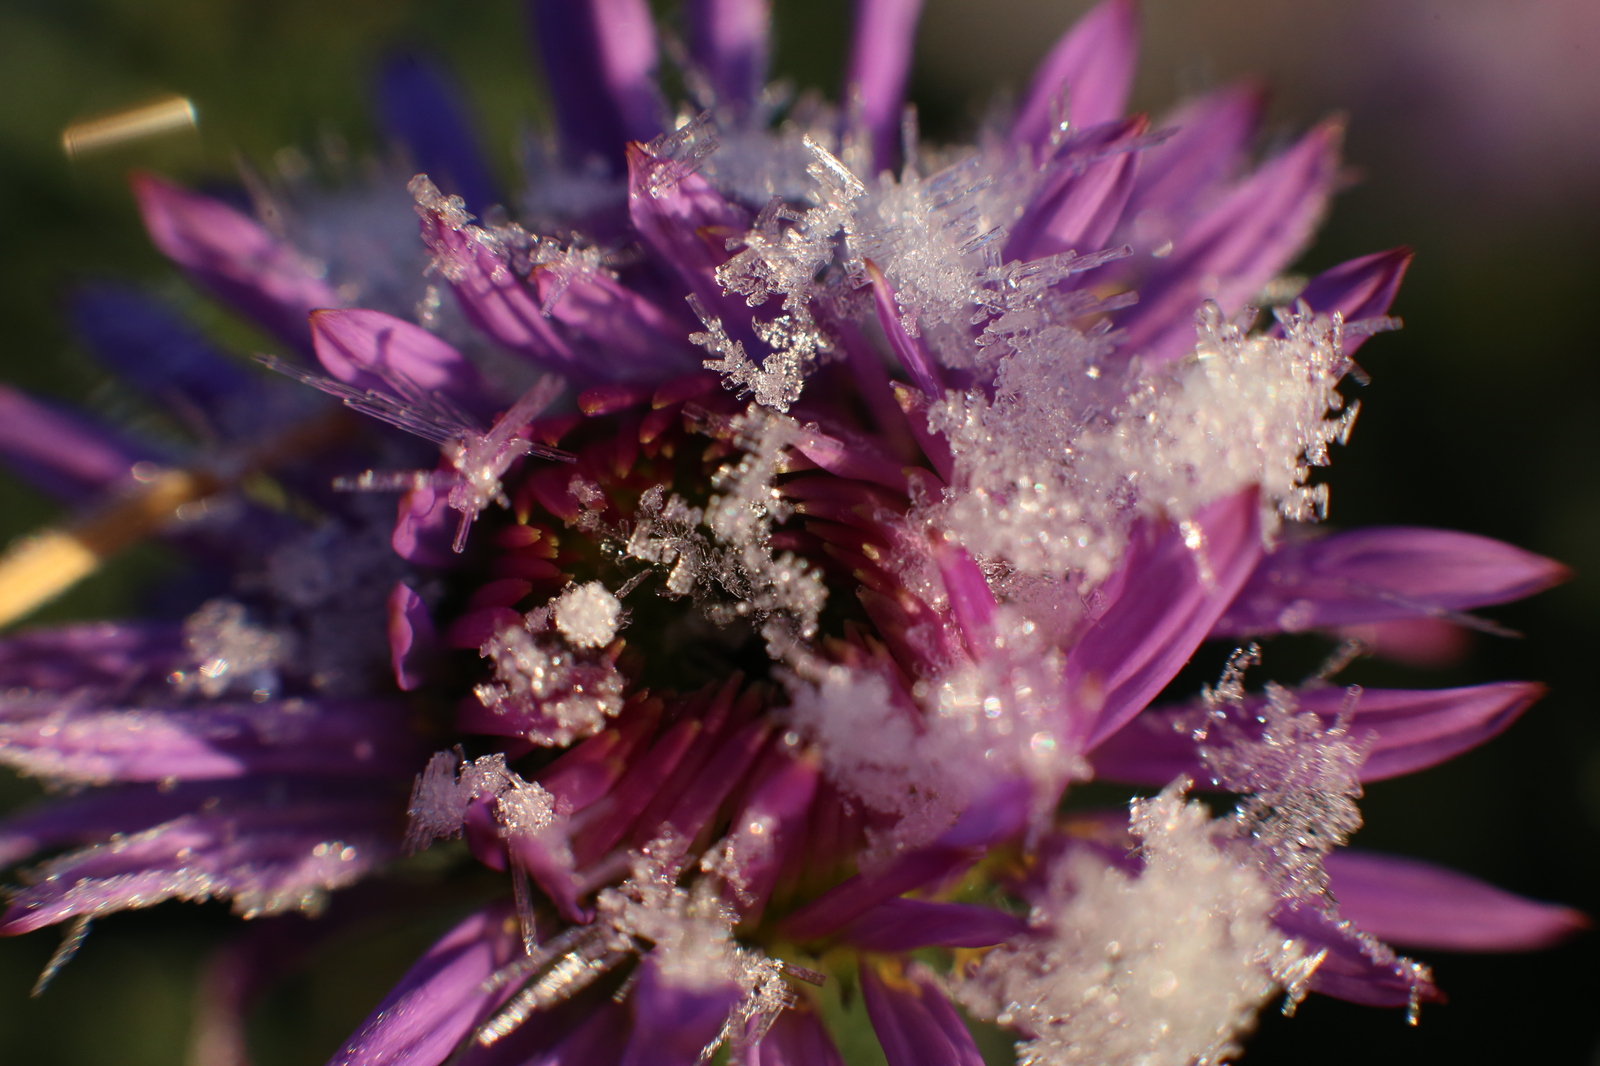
[838,898,1026,951]
[311,308,490,413]
[530,0,662,172]
[845,0,925,173]
[1070,488,1262,749]
[330,905,519,1066]
[1012,0,1138,151]
[1091,681,1546,785]
[1212,526,1569,636]
[131,172,340,353]
[685,0,771,113]
[1325,850,1588,952]
[375,51,499,214]
[1119,121,1341,365]
[860,963,985,1066]
[618,957,741,1066]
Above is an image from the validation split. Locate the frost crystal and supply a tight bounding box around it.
[958,785,1310,1066]
[404,751,557,853]
[474,616,625,746]
[552,581,623,649]
[172,599,287,698]
[929,302,1360,582]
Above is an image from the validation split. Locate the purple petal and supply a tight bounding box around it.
[1091,681,1546,786]
[311,308,490,413]
[1,785,397,933]
[838,898,1026,952]
[70,284,253,416]
[1011,0,1138,152]
[518,997,629,1066]
[0,695,421,785]
[388,582,439,692]
[1325,850,1588,953]
[1121,81,1265,238]
[618,957,741,1066]
[0,781,203,869]
[685,0,771,112]
[1272,900,1442,1009]
[1006,132,1141,262]
[529,0,662,173]
[1212,526,1570,636]
[721,751,819,918]
[0,621,182,694]
[860,964,985,1066]
[534,270,698,378]
[392,478,458,567]
[1117,121,1342,365]
[845,0,926,173]
[1282,248,1412,353]
[1072,488,1263,749]
[0,386,151,505]
[375,51,499,215]
[867,260,943,398]
[329,905,519,1066]
[752,1005,845,1066]
[131,172,340,353]
[625,142,750,316]
[780,780,1028,941]
[932,540,997,654]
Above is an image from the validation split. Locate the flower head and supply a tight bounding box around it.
[0,1,1584,1064]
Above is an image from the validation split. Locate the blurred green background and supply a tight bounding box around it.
[0,0,1595,1062]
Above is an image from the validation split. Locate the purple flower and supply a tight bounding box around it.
[0,1,1584,1064]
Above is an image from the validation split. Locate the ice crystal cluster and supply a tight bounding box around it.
[0,3,1582,1066]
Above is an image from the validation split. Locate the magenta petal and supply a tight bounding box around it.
[1010,143,1140,262]
[388,582,439,692]
[1119,121,1342,365]
[393,478,458,567]
[838,898,1026,951]
[131,172,339,353]
[1212,526,1570,636]
[933,540,997,654]
[1122,81,1265,236]
[0,621,181,694]
[845,0,925,173]
[1325,850,1588,953]
[329,905,519,1066]
[0,695,421,785]
[685,0,771,112]
[626,143,750,313]
[867,260,943,398]
[530,0,662,172]
[753,1005,845,1066]
[1012,0,1138,151]
[311,308,489,412]
[860,964,985,1066]
[0,386,151,505]
[1072,488,1262,749]
[723,752,819,917]
[618,957,741,1066]
[535,269,697,378]
[1273,901,1443,1009]
[1091,681,1545,786]
[1282,248,1412,354]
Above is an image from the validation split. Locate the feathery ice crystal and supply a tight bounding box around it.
[0,2,1584,1064]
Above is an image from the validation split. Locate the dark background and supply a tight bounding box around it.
[0,0,1595,1062]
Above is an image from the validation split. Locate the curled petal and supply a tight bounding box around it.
[388,582,439,692]
[1012,0,1138,151]
[1324,850,1588,952]
[131,172,340,353]
[1212,526,1570,636]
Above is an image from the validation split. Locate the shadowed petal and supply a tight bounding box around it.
[1118,122,1341,365]
[846,0,925,173]
[1325,850,1588,952]
[1071,489,1262,749]
[753,1004,845,1066]
[0,386,153,505]
[860,963,985,1066]
[329,905,519,1066]
[1012,0,1139,152]
[311,308,490,413]
[375,51,499,215]
[1272,901,1443,1009]
[618,957,741,1066]
[388,582,439,692]
[1212,526,1570,636]
[838,898,1026,951]
[530,0,662,172]
[686,0,771,113]
[626,143,750,316]
[1091,681,1546,786]
[131,172,340,353]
